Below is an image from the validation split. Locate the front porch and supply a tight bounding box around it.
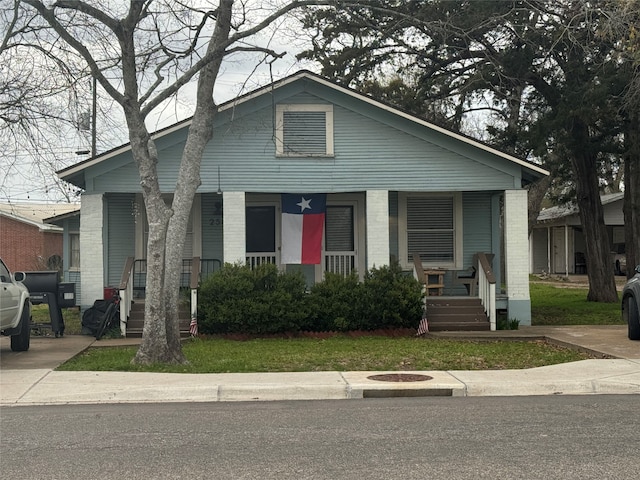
[413,252,507,332]
[115,252,509,337]
[75,188,531,335]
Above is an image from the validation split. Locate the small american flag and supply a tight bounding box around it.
[416,315,429,336]
[189,317,198,337]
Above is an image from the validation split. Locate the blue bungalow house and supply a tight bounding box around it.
[56,71,548,330]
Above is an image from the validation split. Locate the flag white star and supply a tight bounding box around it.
[297,197,312,212]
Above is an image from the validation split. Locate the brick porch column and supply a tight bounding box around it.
[504,189,531,324]
[366,190,390,270]
[222,191,246,264]
[80,193,104,309]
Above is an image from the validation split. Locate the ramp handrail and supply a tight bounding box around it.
[475,252,496,330]
[118,256,135,337]
[189,257,200,331]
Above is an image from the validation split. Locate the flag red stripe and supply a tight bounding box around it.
[300,213,325,264]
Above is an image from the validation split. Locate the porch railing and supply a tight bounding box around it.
[118,256,135,337]
[476,252,497,331]
[132,258,221,291]
[325,252,356,276]
[246,253,277,269]
[119,256,220,337]
[245,252,356,277]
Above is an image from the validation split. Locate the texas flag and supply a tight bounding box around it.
[281,193,327,264]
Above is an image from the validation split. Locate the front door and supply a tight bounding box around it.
[552,226,566,274]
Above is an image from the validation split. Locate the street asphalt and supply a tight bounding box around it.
[1,325,638,406]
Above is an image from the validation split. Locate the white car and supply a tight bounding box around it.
[0,258,31,351]
[612,244,627,276]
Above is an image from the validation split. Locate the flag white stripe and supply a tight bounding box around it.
[416,317,429,336]
[281,212,303,263]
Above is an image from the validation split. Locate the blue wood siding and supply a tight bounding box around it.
[106,194,135,287]
[67,271,81,306]
[67,216,80,231]
[198,100,516,194]
[201,193,223,262]
[56,216,81,304]
[462,191,493,267]
[437,191,494,294]
[85,86,523,195]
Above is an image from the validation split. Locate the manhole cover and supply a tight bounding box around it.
[367,373,433,382]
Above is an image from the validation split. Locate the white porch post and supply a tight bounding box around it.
[366,190,390,270]
[564,224,569,275]
[547,226,551,274]
[222,191,246,264]
[79,194,104,309]
[504,189,531,324]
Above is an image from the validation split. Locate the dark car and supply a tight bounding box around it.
[622,265,640,340]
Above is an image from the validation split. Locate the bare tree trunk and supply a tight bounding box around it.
[527,175,551,236]
[624,112,640,277]
[133,0,234,365]
[24,0,341,365]
[127,116,185,364]
[569,119,619,302]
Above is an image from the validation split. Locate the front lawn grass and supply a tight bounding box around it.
[31,305,82,334]
[55,280,618,373]
[57,336,591,373]
[530,283,623,326]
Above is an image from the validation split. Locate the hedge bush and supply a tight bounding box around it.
[306,272,364,331]
[198,263,309,334]
[360,263,424,330]
[197,262,423,335]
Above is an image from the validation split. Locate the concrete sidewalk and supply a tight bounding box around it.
[1,360,639,405]
[1,326,638,406]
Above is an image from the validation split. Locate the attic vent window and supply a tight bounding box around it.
[276,104,334,156]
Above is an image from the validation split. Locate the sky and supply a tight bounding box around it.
[0,2,316,205]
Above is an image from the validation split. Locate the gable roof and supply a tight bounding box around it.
[0,202,79,232]
[537,192,624,222]
[58,70,548,186]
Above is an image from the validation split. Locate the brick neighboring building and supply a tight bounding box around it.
[0,203,79,272]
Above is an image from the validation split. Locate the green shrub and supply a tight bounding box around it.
[361,263,423,330]
[197,262,423,334]
[198,263,309,334]
[306,272,364,331]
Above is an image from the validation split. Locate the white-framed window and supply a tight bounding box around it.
[325,205,355,253]
[275,104,334,156]
[245,199,280,268]
[69,232,80,270]
[246,204,277,254]
[398,192,463,270]
[323,203,358,277]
